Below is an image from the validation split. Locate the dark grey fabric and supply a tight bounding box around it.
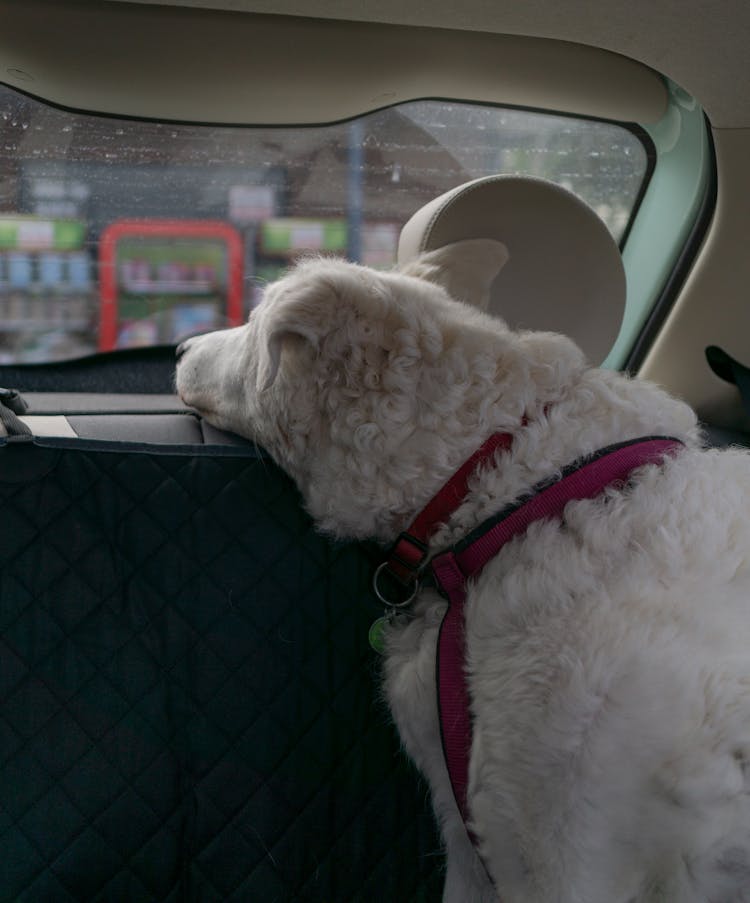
[66,414,210,445]
[0,438,442,902]
[16,395,250,446]
[22,394,191,415]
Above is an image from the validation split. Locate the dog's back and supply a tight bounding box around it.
[464,445,750,902]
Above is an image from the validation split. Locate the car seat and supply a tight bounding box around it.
[0,175,627,902]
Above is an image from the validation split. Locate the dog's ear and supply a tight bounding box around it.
[257,308,320,393]
[255,268,338,391]
[400,238,509,311]
[257,323,315,392]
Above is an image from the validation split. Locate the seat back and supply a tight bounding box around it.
[0,430,441,902]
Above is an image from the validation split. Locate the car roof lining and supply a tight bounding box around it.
[103,0,750,129]
[0,0,667,126]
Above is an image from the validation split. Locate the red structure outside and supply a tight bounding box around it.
[98,219,244,351]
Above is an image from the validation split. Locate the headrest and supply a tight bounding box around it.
[398,175,626,364]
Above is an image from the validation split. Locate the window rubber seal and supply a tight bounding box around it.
[624,116,718,374]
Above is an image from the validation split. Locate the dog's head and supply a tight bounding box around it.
[176,239,583,541]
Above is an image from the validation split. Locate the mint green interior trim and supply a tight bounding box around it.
[603,81,711,369]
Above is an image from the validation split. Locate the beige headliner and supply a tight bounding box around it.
[105,0,750,128]
[1,0,668,125]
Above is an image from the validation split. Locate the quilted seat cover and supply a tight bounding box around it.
[0,438,441,902]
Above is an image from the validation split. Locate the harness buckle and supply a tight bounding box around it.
[389,532,429,574]
[0,388,28,415]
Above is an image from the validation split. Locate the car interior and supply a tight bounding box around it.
[1,0,749,900]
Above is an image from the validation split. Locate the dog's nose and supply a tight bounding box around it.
[175,341,189,362]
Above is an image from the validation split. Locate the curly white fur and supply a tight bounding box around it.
[176,241,750,903]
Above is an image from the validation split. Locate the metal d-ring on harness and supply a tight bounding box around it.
[369,432,515,651]
[372,560,421,609]
[372,430,685,873]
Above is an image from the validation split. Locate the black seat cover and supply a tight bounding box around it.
[0,435,441,902]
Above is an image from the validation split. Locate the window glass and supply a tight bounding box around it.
[0,85,649,363]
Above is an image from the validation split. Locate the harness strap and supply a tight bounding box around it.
[376,431,514,600]
[432,436,684,830]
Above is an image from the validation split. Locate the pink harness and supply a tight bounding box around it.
[378,433,683,842]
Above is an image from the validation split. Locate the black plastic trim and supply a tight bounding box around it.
[0,345,179,393]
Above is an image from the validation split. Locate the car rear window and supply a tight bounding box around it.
[0,84,650,363]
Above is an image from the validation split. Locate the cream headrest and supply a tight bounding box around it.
[398,175,626,364]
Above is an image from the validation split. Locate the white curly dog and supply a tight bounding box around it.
[176,240,750,903]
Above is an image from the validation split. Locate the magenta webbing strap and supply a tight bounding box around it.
[433,437,683,833]
[454,438,681,577]
[432,552,473,823]
[384,431,514,586]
